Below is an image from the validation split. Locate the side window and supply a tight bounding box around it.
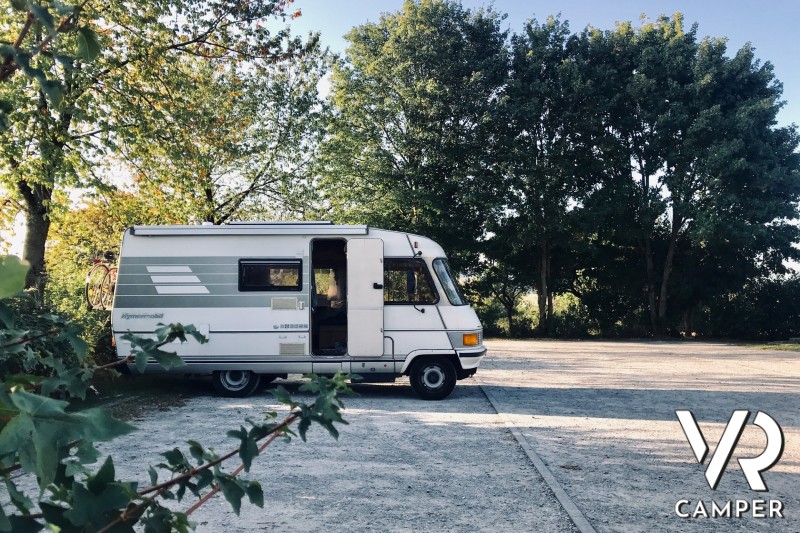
[384,258,438,304]
[239,259,302,292]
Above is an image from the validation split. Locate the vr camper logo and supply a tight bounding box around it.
[674,410,785,519]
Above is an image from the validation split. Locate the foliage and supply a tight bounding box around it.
[115,41,331,225]
[44,190,186,365]
[0,258,352,531]
[695,275,800,340]
[321,0,509,271]
[498,16,602,334]
[1,0,314,291]
[576,15,800,335]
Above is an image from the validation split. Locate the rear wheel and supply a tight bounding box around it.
[85,263,108,309]
[212,370,261,397]
[409,356,457,401]
[99,267,118,310]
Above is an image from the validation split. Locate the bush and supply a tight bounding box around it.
[698,276,800,340]
[548,294,594,338]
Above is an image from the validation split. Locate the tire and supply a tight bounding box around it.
[212,370,262,398]
[99,267,118,310]
[409,356,457,401]
[85,263,109,309]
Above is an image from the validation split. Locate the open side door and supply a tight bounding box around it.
[346,238,384,357]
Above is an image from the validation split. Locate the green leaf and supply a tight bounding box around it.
[62,327,88,360]
[183,324,208,344]
[215,475,245,515]
[87,456,115,494]
[53,54,76,71]
[76,27,101,62]
[0,256,29,298]
[195,469,213,492]
[161,447,187,469]
[148,465,158,485]
[52,2,75,15]
[40,79,64,108]
[151,349,185,370]
[0,391,133,487]
[63,481,130,530]
[39,503,75,533]
[6,515,44,532]
[186,440,204,464]
[4,478,34,514]
[75,440,100,464]
[0,504,9,532]
[271,386,297,408]
[3,374,43,390]
[0,302,13,327]
[134,350,148,373]
[9,0,27,11]
[245,481,264,508]
[28,3,56,34]
[226,426,257,472]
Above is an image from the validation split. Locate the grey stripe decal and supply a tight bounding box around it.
[116,282,309,296]
[114,295,310,308]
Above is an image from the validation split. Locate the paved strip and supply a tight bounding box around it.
[476,377,598,533]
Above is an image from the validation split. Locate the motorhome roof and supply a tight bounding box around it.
[129,224,369,236]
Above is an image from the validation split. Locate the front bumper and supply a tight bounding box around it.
[457,347,486,369]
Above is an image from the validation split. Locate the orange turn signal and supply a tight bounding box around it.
[463,333,479,346]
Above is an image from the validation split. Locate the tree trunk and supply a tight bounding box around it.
[643,237,659,336]
[657,214,682,330]
[18,180,52,295]
[537,238,548,335]
[506,304,514,338]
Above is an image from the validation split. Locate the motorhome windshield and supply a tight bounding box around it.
[432,258,466,306]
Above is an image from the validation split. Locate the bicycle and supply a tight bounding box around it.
[85,251,117,310]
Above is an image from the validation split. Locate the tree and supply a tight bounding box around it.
[115,42,330,225]
[580,15,800,335]
[0,0,311,293]
[498,17,603,334]
[471,233,531,337]
[320,0,508,270]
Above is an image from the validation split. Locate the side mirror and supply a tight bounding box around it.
[406,270,416,297]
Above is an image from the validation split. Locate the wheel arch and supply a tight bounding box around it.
[401,350,460,375]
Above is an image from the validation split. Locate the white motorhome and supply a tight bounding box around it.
[112,222,485,400]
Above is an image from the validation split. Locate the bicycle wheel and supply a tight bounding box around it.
[99,267,118,310]
[85,263,109,309]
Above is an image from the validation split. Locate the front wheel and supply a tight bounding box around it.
[409,356,457,401]
[212,370,261,398]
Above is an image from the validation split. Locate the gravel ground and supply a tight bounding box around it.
[8,339,797,532]
[100,375,578,532]
[479,339,800,533]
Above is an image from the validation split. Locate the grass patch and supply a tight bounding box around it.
[751,343,800,352]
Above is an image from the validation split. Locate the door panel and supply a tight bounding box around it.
[347,238,384,356]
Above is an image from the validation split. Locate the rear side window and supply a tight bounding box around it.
[239,259,302,291]
[384,258,438,304]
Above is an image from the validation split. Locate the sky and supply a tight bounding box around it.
[289,0,800,129]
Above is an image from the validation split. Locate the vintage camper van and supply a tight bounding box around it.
[112,222,485,400]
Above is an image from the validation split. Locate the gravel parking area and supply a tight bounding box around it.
[479,339,800,533]
[104,375,578,532]
[14,340,796,532]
